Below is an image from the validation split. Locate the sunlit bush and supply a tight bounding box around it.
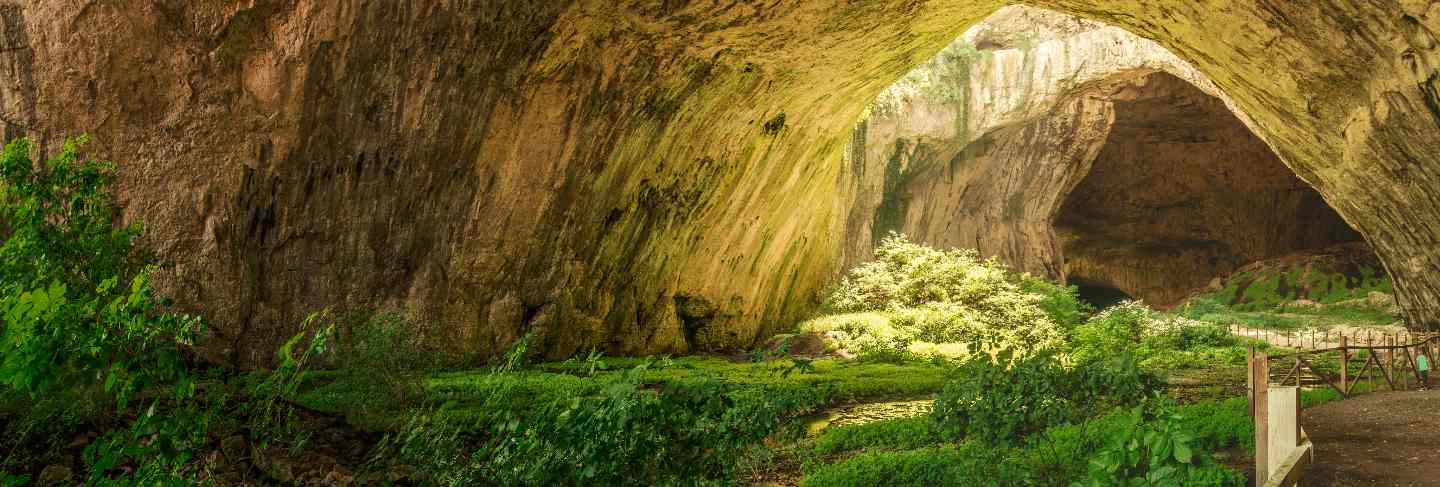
[815,234,1069,359]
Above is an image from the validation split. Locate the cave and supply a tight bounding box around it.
[1072,279,1135,310]
[6,1,1440,362]
[858,11,1368,311]
[1052,72,1365,307]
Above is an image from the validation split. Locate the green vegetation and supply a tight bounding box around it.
[803,401,1246,487]
[931,350,1151,444]
[1178,259,1400,332]
[0,138,347,483]
[805,234,1087,362]
[812,416,939,456]
[4,146,1372,486]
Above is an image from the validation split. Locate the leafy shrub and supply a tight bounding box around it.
[0,137,201,407]
[373,359,845,485]
[1172,397,1252,453]
[1152,323,1236,350]
[1015,273,1092,331]
[0,137,339,483]
[322,310,450,420]
[811,417,940,456]
[801,443,1013,487]
[819,234,1065,358]
[0,137,211,481]
[1069,303,1148,364]
[931,350,1151,445]
[1077,406,1244,487]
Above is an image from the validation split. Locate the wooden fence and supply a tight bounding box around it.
[1246,331,1440,486]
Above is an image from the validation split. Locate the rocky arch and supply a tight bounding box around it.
[852,9,1363,308]
[5,1,1440,363]
[1052,71,1364,306]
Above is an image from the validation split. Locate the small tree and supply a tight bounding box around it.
[0,136,200,407]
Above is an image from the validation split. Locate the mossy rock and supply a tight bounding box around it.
[1200,243,1391,310]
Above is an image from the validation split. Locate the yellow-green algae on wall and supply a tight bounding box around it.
[7,0,1440,364]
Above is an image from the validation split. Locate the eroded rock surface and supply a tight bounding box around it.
[1056,73,1362,305]
[3,1,1440,362]
[853,7,1361,307]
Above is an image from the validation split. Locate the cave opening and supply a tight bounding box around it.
[1072,279,1135,310]
[849,6,1367,310]
[1051,71,1364,307]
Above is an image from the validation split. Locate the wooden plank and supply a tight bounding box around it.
[1254,352,1271,483]
[1339,335,1348,396]
[1378,341,1398,390]
[1298,356,1346,397]
[1347,354,1376,396]
[1277,357,1301,387]
[1404,345,1423,386]
[1248,346,1256,417]
[1260,440,1313,487]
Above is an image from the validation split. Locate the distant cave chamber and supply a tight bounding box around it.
[1072,279,1135,310]
[1051,72,1362,306]
[873,70,1366,308]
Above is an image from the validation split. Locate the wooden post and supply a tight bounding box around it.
[1254,351,1271,483]
[1386,336,1394,389]
[1247,346,1256,417]
[1339,335,1349,396]
[1295,386,1303,445]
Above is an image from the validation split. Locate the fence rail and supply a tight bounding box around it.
[1246,330,1440,487]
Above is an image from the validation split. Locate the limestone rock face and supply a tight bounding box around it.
[5,1,1440,363]
[1055,73,1362,306]
[853,7,1360,306]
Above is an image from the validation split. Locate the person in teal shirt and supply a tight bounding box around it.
[1419,350,1431,390]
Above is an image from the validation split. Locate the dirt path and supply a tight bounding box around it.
[1302,390,1440,486]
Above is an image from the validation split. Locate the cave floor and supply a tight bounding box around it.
[1301,390,1440,486]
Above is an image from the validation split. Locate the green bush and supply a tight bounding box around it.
[1015,274,1092,331]
[801,443,1015,487]
[1172,397,1252,453]
[931,351,1151,445]
[0,137,335,483]
[806,397,1248,487]
[1078,406,1244,487]
[459,364,812,485]
[369,357,956,486]
[818,234,1066,358]
[320,310,452,422]
[0,137,201,407]
[0,137,208,480]
[1070,302,1150,364]
[812,416,940,456]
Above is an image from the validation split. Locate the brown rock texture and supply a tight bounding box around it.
[3,1,1440,362]
[1055,73,1362,306]
[855,8,1360,307]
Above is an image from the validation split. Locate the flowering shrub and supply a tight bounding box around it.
[816,234,1071,359]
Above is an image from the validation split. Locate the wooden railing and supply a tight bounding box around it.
[1246,331,1440,486]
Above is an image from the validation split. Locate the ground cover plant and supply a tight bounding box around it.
[0,144,1330,486]
[0,138,350,484]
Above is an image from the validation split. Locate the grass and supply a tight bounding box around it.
[297,356,954,430]
[800,385,1358,487]
[811,416,939,456]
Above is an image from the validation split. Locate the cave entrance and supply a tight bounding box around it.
[849,6,1366,310]
[1072,279,1134,310]
[1052,72,1363,307]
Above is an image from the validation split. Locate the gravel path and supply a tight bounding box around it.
[1302,390,1440,486]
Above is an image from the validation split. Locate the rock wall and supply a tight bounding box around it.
[855,7,1360,307]
[848,7,1231,275]
[1055,73,1363,306]
[4,1,1440,363]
